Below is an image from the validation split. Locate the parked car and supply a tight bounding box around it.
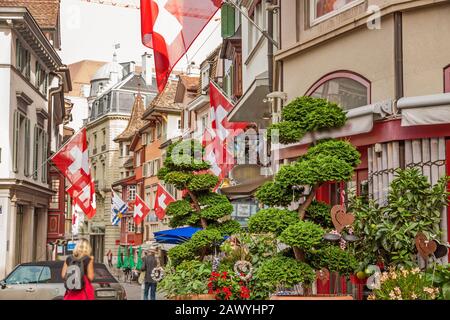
[0,261,127,300]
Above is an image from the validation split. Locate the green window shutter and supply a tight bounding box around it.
[33,125,39,180]
[24,118,30,176]
[221,3,235,38]
[12,111,19,173]
[42,132,48,183]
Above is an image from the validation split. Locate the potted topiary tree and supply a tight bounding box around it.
[157,139,242,299]
[249,96,361,299]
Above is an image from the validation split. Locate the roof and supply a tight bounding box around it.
[0,0,60,29]
[68,60,107,97]
[92,61,124,81]
[114,94,147,142]
[143,80,182,118]
[178,75,199,93]
[197,45,222,95]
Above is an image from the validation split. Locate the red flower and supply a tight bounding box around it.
[240,286,250,299]
[221,271,228,279]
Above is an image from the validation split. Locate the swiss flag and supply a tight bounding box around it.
[134,194,150,225]
[204,81,248,179]
[51,128,96,219]
[140,0,221,92]
[51,128,90,186]
[154,184,175,220]
[66,175,96,219]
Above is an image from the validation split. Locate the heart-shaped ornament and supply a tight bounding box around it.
[316,268,330,285]
[415,232,437,259]
[330,205,355,233]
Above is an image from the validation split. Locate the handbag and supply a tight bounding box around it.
[138,270,145,285]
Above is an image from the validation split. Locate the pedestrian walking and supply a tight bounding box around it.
[61,239,95,300]
[107,249,113,268]
[141,249,158,300]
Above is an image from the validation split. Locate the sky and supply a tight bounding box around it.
[59,0,222,71]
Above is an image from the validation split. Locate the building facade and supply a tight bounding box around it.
[0,4,71,277]
[271,0,450,260]
[84,55,157,262]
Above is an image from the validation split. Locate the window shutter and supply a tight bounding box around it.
[12,111,19,173]
[42,132,48,183]
[143,162,148,177]
[221,3,235,38]
[33,125,38,180]
[24,118,30,176]
[142,133,147,146]
[149,161,154,176]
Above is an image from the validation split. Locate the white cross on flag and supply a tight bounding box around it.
[203,81,249,180]
[51,128,96,219]
[154,184,175,220]
[134,194,150,225]
[140,0,221,92]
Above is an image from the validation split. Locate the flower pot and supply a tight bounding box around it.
[269,294,354,300]
[173,294,216,300]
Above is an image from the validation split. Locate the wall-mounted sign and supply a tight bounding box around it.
[67,241,76,252]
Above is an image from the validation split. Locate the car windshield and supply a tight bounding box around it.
[5,266,44,284]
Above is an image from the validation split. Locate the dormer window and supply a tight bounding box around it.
[310,0,363,25]
[201,63,211,91]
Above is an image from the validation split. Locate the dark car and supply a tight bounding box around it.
[0,261,127,300]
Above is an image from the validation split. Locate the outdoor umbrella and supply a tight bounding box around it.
[136,246,143,270]
[129,245,135,269]
[116,246,123,268]
[154,227,202,244]
[122,246,130,269]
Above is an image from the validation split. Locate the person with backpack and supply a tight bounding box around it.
[61,239,95,300]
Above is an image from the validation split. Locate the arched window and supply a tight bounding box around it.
[306,71,371,110]
[445,65,450,93]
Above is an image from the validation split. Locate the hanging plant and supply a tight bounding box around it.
[233,260,254,282]
[151,267,165,282]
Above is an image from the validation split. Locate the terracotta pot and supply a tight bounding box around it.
[270,294,354,300]
[173,294,216,300]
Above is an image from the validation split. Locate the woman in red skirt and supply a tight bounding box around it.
[61,239,95,300]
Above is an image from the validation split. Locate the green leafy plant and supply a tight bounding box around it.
[351,168,449,267]
[158,139,241,268]
[425,264,450,300]
[248,208,298,235]
[368,267,439,300]
[255,256,316,297]
[159,260,212,298]
[278,221,324,251]
[207,271,251,300]
[308,245,358,276]
[305,200,333,229]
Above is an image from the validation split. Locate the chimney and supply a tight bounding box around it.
[142,52,153,86]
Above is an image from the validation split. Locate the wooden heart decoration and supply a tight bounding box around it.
[415,232,437,259]
[330,205,355,233]
[316,268,330,285]
[432,240,448,259]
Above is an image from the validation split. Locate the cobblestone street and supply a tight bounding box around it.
[121,282,166,300]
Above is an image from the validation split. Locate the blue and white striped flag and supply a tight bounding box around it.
[111,189,128,226]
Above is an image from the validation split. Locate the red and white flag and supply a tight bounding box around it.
[204,81,248,180]
[51,128,96,219]
[134,194,150,225]
[154,184,175,220]
[140,0,221,92]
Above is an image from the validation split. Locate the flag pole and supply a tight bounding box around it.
[223,0,279,48]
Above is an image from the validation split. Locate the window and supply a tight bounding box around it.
[136,150,141,167]
[156,122,162,138]
[149,161,154,177]
[102,129,106,146]
[33,125,44,180]
[93,133,97,152]
[310,0,362,24]
[50,178,60,209]
[177,119,182,130]
[142,133,148,145]
[153,159,160,176]
[306,71,370,110]
[201,64,210,90]
[127,217,136,233]
[15,40,31,79]
[200,114,208,134]
[445,65,450,93]
[35,62,47,95]
[128,185,136,201]
[12,111,30,175]
[93,165,97,180]
[149,128,154,142]
[5,265,43,284]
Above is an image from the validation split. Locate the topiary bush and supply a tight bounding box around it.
[306,200,333,229]
[308,245,359,276]
[248,208,298,235]
[158,139,241,267]
[278,221,324,251]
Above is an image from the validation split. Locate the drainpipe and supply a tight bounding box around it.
[47,72,64,181]
[267,0,274,93]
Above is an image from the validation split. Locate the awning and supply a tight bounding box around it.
[153,227,201,244]
[228,72,271,127]
[397,93,450,126]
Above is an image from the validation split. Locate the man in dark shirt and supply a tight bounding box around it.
[141,249,158,300]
